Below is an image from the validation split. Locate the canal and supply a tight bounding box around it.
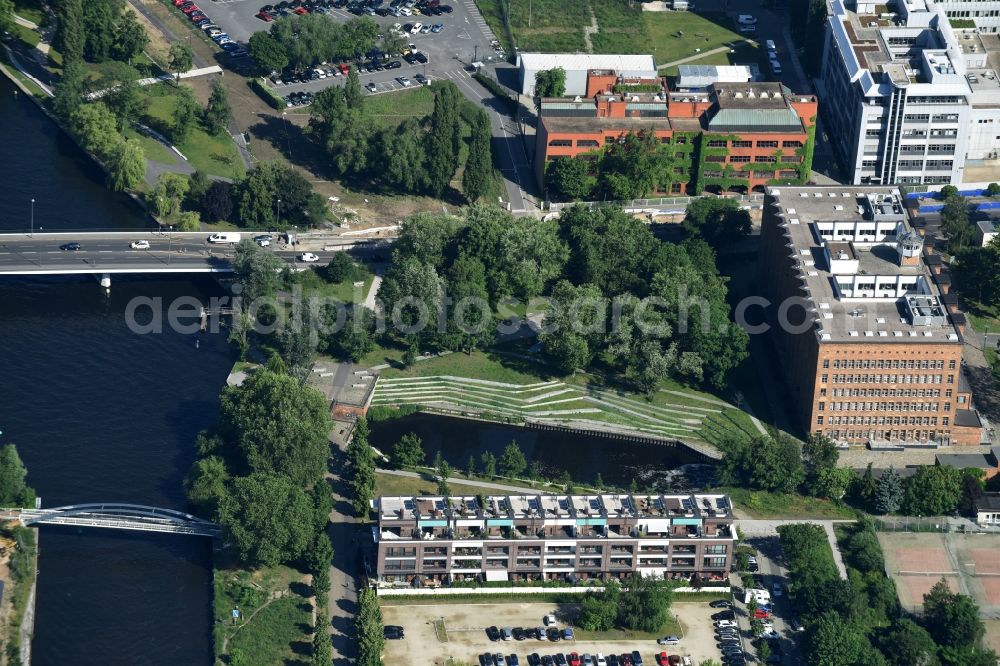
[0,76,226,664]
[368,413,716,489]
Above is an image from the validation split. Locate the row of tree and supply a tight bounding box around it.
[779,521,997,665]
[356,587,384,666]
[577,575,673,634]
[307,72,496,202]
[374,204,748,390]
[185,361,333,567]
[247,14,390,74]
[0,444,36,508]
[54,0,149,65]
[853,463,987,517]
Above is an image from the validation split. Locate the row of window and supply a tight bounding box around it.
[822,374,955,384]
[824,359,954,370]
[706,140,803,148]
[702,169,799,179]
[819,429,947,440]
[818,416,943,427]
[903,114,961,123]
[705,155,803,164]
[828,388,950,398]
[818,401,949,412]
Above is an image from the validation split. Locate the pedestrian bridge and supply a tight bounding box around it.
[0,503,221,537]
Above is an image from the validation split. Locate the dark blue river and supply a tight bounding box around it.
[0,76,228,664]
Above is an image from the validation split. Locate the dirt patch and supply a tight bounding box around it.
[969,548,1000,575]
[895,547,953,574]
[381,600,724,665]
[126,3,170,64]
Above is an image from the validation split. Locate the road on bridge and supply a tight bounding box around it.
[0,232,360,275]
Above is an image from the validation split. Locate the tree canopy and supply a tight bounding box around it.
[0,444,35,507]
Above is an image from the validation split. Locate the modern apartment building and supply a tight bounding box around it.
[374,493,735,587]
[758,185,983,447]
[535,77,817,195]
[820,0,1000,184]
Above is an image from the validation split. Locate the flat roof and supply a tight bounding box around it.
[765,186,962,344]
[519,53,657,72]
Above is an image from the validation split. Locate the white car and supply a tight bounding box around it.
[397,76,412,87]
[716,620,738,629]
[543,614,557,626]
[299,252,320,262]
[657,636,680,646]
[410,22,422,33]
[765,39,777,52]
[129,240,150,250]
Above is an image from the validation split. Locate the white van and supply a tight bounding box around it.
[208,232,242,244]
[765,39,777,52]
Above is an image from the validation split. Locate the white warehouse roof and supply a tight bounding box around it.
[518,53,657,72]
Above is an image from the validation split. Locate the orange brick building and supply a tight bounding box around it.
[535,74,818,196]
[758,186,983,448]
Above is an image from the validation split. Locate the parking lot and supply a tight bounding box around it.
[381,601,726,666]
[735,537,804,665]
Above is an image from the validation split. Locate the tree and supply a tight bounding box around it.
[70,102,122,162]
[719,433,804,493]
[462,108,493,203]
[0,444,34,507]
[53,58,88,121]
[248,31,289,74]
[201,181,235,222]
[184,455,230,517]
[177,210,201,231]
[149,172,190,217]
[577,586,619,631]
[102,67,145,130]
[112,9,149,63]
[0,0,13,35]
[355,588,384,666]
[959,468,985,516]
[902,465,961,516]
[443,255,493,353]
[325,252,360,283]
[596,131,676,200]
[498,440,527,478]
[465,455,476,478]
[806,612,871,666]
[940,194,975,252]
[108,138,145,192]
[802,434,840,497]
[988,182,1000,197]
[168,43,195,83]
[876,619,938,666]
[233,238,283,301]
[378,257,443,347]
[218,369,333,487]
[312,616,331,666]
[203,79,232,135]
[547,157,594,201]
[346,420,376,517]
[330,307,376,363]
[923,579,985,649]
[616,575,672,632]
[854,463,877,507]
[541,280,605,374]
[80,0,120,62]
[534,67,566,98]
[424,82,461,197]
[54,0,85,62]
[217,472,315,566]
[682,197,752,249]
[874,466,903,514]
[481,451,496,478]
[392,433,425,468]
[436,458,451,497]
[171,86,202,144]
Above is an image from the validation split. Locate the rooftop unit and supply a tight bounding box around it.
[862,191,905,221]
[904,294,948,325]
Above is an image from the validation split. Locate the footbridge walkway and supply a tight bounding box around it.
[0,503,221,537]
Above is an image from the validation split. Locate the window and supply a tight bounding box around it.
[818,402,825,411]
[821,374,828,383]
[866,129,882,137]
[674,152,686,158]
[756,140,779,148]
[729,155,750,163]
[817,416,824,425]
[732,140,752,148]
[823,359,830,368]
[780,170,799,178]
[707,140,727,148]
[706,155,727,163]
[675,136,687,145]
[755,156,777,163]
[576,139,599,147]
[548,139,573,147]
[782,140,804,148]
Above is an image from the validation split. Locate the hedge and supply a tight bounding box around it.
[250,79,284,110]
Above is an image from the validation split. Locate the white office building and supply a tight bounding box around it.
[820,0,1000,184]
[516,53,658,96]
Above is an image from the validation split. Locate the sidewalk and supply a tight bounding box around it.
[376,467,557,495]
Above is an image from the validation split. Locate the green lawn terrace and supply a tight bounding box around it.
[371,373,760,454]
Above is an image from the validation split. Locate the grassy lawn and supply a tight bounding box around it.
[13,0,47,26]
[574,617,681,642]
[0,53,48,98]
[123,127,176,164]
[213,563,311,663]
[12,23,41,48]
[142,84,244,179]
[364,85,436,129]
[719,487,858,520]
[475,0,741,59]
[986,348,1000,383]
[289,264,375,305]
[379,349,558,383]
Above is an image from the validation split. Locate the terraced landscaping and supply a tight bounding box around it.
[371,373,760,452]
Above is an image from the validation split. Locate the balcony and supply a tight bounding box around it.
[579,546,603,555]
[453,559,482,569]
[610,546,634,554]
[546,546,575,554]
[486,547,509,555]
[609,559,634,569]
[639,546,667,554]
[454,547,482,556]
[546,559,574,568]
[516,547,542,556]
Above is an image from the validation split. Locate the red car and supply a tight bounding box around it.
[293,5,307,13]
[752,609,772,619]
[568,654,581,666]
[173,0,188,6]
[181,4,200,13]
[620,656,633,666]
[656,653,669,666]
[256,10,273,20]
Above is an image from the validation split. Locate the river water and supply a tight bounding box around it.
[0,77,227,664]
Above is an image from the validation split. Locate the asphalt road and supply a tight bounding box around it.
[0,232,339,274]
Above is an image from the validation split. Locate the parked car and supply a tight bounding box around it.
[631,652,643,666]
[486,626,501,641]
[414,51,428,63]
[129,240,150,250]
[568,654,581,666]
[298,252,320,262]
[709,600,732,609]
[410,21,422,33]
[713,611,735,621]
[546,627,561,641]
[366,81,378,92]
[562,627,575,640]
[383,625,404,639]
[397,75,411,86]
[501,627,513,641]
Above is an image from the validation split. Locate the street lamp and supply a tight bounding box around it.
[30,198,34,237]
[277,198,282,228]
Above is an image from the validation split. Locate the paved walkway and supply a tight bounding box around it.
[377,468,558,495]
[326,438,360,666]
[737,518,850,579]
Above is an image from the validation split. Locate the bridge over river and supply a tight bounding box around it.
[0,503,221,537]
[0,231,391,285]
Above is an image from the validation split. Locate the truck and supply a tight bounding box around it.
[208,232,242,244]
